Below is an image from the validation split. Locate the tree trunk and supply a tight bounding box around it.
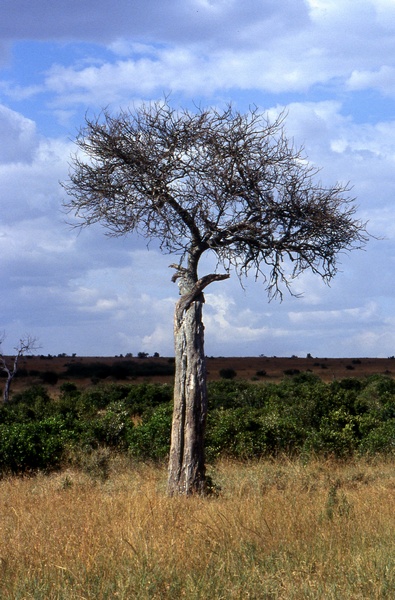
[3,374,12,403]
[167,291,208,495]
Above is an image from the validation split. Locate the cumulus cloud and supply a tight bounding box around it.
[0,104,37,162]
[288,302,380,326]
[1,0,394,121]
[347,66,395,97]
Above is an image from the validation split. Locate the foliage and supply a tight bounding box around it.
[127,403,173,461]
[0,374,394,474]
[219,368,237,380]
[359,420,395,455]
[63,360,174,380]
[206,408,304,460]
[125,383,173,415]
[0,416,68,473]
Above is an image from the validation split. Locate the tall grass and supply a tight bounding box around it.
[0,456,394,599]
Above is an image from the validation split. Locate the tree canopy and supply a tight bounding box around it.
[63,101,368,298]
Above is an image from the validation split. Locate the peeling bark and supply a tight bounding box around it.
[168,293,207,495]
[167,267,229,495]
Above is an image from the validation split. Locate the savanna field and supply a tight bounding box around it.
[0,357,394,598]
[1,458,394,599]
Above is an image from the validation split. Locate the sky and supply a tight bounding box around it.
[0,0,394,358]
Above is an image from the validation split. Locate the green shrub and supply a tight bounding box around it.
[125,383,173,415]
[219,368,237,380]
[355,375,395,418]
[0,416,68,474]
[208,380,265,410]
[358,420,395,455]
[127,403,172,460]
[1,375,394,472]
[205,407,305,461]
[40,371,59,385]
[283,368,300,376]
[303,408,359,458]
[59,382,79,394]
[1,386,55,423]
[87,401,133,448]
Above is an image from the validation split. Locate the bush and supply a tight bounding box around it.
[127,404,172,460]
[85,401,133,449]
[40,371,59,385]
[1,386,55,423]
[303,408,359,458]
[206,407,305,461]
[359,420,395,455]
[59,382,79,394]
[0,375,394,472]
[63,360,175,380]
[208,380,261,410]
[0,416,68,474]
[219,368,237,380]
[283,369,301,376]
[125,383,173,415]
[256,370,267,377]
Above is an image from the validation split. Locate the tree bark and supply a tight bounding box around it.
[167,291,208,495]
[167,265,230,496]
[3,374,12,404]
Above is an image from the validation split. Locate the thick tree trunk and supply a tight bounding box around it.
[167,263,229,496]
[167,292,208,495]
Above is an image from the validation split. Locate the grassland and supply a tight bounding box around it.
[1,456,394,599]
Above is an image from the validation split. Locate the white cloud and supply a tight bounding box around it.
[204,293,289,346]
[0,105,37,163]
[348,66,395,97]
[1,0,394,112]
[288,302,379,325]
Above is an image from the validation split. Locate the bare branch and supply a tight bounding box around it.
[0,334,40,403]
[63,99,369,298]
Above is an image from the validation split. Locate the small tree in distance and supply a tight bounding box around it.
[63,100,368,495]
[0,333,39,403]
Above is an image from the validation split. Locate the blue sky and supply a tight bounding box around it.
[0,0,394,357]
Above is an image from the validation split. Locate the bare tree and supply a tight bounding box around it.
[62,101,368,495]
[0,333,39,403]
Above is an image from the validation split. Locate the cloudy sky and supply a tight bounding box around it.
[0,0,394,358]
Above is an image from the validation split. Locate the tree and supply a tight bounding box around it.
[62,101,368,495]
[0,333,39,403]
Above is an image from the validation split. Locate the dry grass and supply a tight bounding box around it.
[0,456,394,599]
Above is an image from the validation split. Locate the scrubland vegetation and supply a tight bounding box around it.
[1,373,395,473]
[0,373,394,597]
